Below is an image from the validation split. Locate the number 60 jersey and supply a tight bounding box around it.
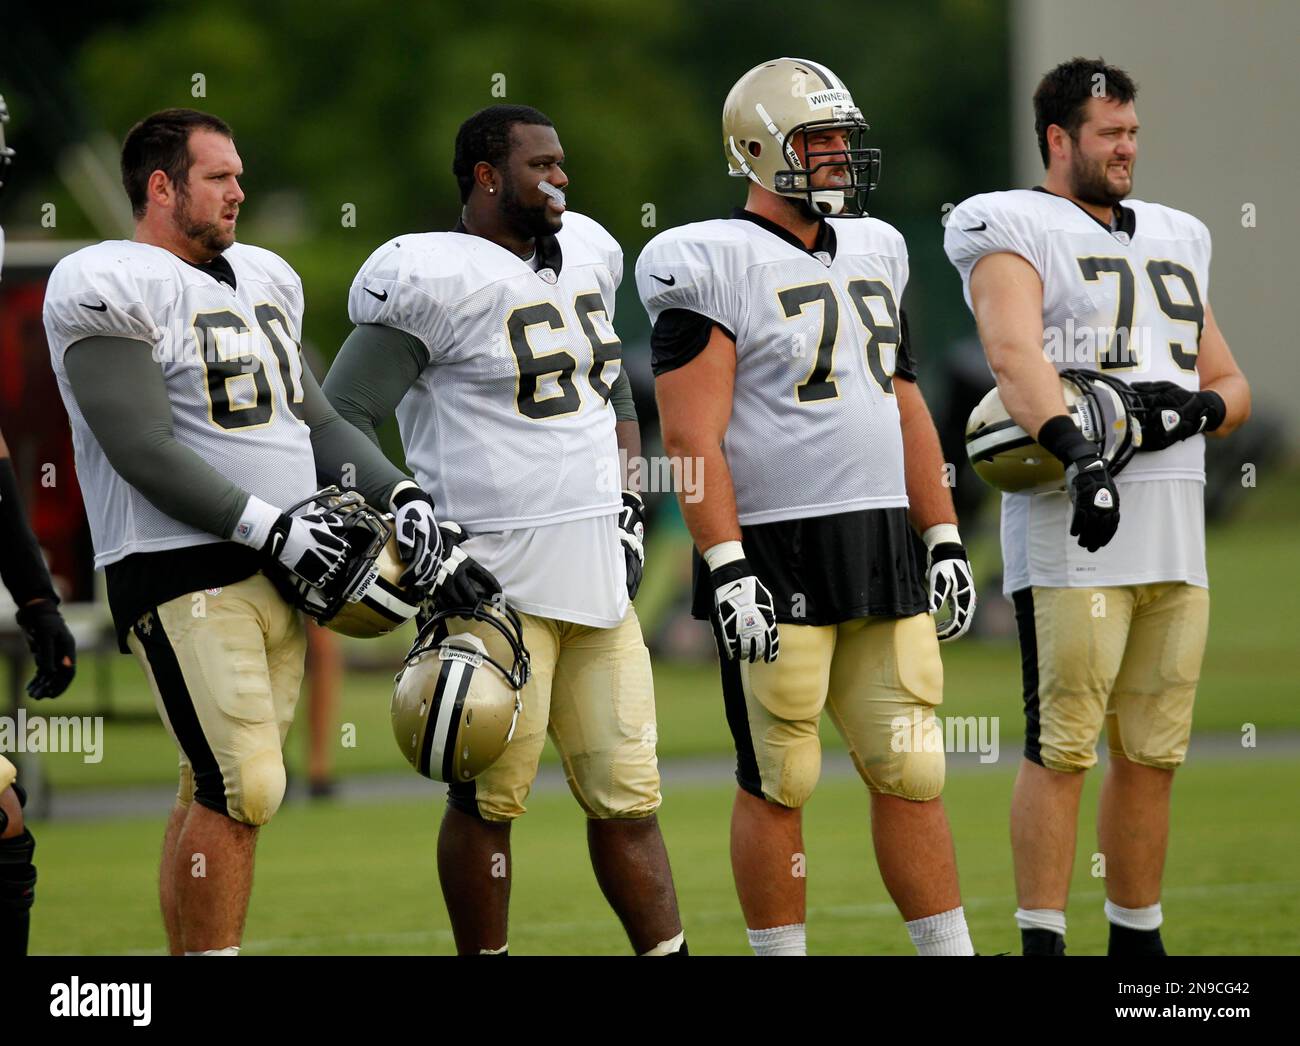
[637,209,914,525]
[43,241,317,566]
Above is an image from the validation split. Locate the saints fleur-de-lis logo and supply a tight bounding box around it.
[138,611,155,636]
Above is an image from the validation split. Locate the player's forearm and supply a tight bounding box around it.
[616,419,642,491]
[664,437,740,551]
[985,342,1068,438]
[1201,371,1250,438]
[0,451,60,606]
[897,380,957,532]
[301,366,410,509]
[64,336,250,540]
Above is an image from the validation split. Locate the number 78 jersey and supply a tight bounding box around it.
[348,211,623,531]
[636,211,912,526]
[944,188,1213,483]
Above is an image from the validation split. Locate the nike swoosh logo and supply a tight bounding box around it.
[961,222,988,232]
[270,532,285,557]
[650,274,676,286]
[80,301,108,311]
[365,287,389,302]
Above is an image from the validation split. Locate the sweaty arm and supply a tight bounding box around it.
[654,323,741,551]
[64,336,252,538]
[1195,301,1251,437]
[968,252,1067,436]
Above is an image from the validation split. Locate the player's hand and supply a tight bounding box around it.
[16,599,76,699]
[1064,455,1120,552]
[390,484,442,591]
[709,551,779,664]
[428,521,503,611]
[618,490,646,601]
[263,509,349,588]
[1131,381,1226,453]
[923,525,976,642]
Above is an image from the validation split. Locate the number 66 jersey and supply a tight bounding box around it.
[43,240,317,566]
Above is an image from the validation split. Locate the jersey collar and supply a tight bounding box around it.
[1032,186,1137,239]
[184,252,237,290]
[453,218,565,280]
[730,207,838,263]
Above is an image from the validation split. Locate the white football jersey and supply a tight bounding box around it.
[349,211,623,532]
[944,189,1213,591]
[348,211,628,626]
[44,240,318,568]
[637,212,910,526]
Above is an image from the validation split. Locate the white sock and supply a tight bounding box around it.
[640,930,686,956]
[186,946,240,955]
[1014,907,1067,936]
[478,943,508,955]
[906,905,975,956]
[1105,900,1163,932]
[747,923,806,956]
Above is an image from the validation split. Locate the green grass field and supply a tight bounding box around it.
[16,466,1300,954]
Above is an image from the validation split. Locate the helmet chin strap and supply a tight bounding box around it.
[808,189,846,215]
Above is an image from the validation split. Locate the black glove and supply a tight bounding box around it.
[428,521,503,611]
[618,491,646,601]
[262,509,349,588]
[1038,414,1120,553]
[1131,381,1226,453]
[16,599,76,699]
[709,550,779,663]
[390,485,442,591]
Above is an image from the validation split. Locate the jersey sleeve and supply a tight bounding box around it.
[943,193,1049,290]
[42,248,161,358]
[348,238,456,363]
[634,231,742,331]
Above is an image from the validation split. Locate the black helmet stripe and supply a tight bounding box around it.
[798,58,844,92]
[441,661,473,782]
[419,658,469,779]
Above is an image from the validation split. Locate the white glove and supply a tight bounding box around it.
[923,524,976,642]
[390,482,442,591]
[705,541,779,663]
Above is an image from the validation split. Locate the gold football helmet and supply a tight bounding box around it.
[723,57,881,217]
[270,487,422,638]
[965,370,1143,493]
[391,601,530,783]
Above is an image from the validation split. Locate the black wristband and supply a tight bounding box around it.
[0,458,60,606]
[1197,390,1227,433]
[1036,414,1096,466]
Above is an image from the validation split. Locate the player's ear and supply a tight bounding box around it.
[146,168,176,211]
[473,160,497,197]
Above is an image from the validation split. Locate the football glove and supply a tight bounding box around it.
[390,483,442,591]
[923,525,976,642]
[428,521,503,611]
[1038,414,1121,553]
[618,490,646,601]
[263,509,349,587]
[15,599,76,699]
[706,542,779,663]
[1130,381,1226,453]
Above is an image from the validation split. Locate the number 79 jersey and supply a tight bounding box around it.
[636,211,911,526]
[944,188,1213,483]
[43,240,317,566]
[348,211,623,531]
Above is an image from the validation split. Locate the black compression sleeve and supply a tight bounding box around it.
[650,308,734,376]
[322,324,428,450]
[0,456,59,606]
[609,368,637,423]
[63,336,251,539]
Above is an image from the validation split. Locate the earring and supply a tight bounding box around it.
[488,188,496,194]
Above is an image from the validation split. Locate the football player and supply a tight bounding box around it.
[944,58,1250,955]
[42,109,444,955]
[322,104,686,956]
[0,93,78,957]
[639,58,977,956]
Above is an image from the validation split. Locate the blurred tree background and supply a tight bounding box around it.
[1,0,1009,415]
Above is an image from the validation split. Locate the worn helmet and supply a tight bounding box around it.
[965,369,1144,493]
[723,57,881,217]
[391,601,530,783]
[270,487,422,637]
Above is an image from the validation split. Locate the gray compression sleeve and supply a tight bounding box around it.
[300,363,411,509]
[610,367,637,423]
[322,324,428,450]
[63,336,251,538]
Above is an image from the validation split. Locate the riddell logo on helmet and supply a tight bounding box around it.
[805,88,853,109]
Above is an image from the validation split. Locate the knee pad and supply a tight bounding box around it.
[765,734,822,808]
[0,754,15,793]
[231,749,286,826]
[861,708,946,800]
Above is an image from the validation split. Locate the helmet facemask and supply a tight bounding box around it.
[770,116,881,218]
